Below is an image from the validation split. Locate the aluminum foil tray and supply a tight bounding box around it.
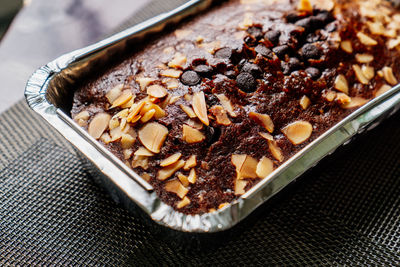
[25,0,400,233]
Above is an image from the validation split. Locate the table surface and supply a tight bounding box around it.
[0,0,150,114]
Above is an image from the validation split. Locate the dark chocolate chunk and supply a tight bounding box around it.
[247,26,263,40]
[281,62,291,75]
[194,65,213,77]
[244,36,258,47]
[181,70,201,85]
[236,72,257,92]
[315,11,334,24]
[288,57,302,71]
[191,58,207,66]
[215,47,232,59]
[273,45,290,59]
[305,67,321,80]
[238,59,248,70]
[241,62,262,77]
[301,43,321,59]
[255,45,273,58]
[265,30,281,45]
[224,70,237,79]
[205,126,221,146]
[286,12,301,23]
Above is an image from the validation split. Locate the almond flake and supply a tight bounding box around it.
[140,109,156,123]
[100,132,112,144]
[256,157,274,179]
[160,153,182,167]
[185,119,203,130]
[177,173,189,187]
[282,121,313,145]
[249,112,274,133]
[134,147,154,157]
[216,94,237,117]
[340,40,353,53]
[74,110,90,126]
[324,90,337,102]
[361,65,374,80]
[110,127,123,142]
[210,105,231,126]
[367,21,385,35]
[357,32,377,46]
[121,133,136,149]
[163,78,179,89]
[131,155,149,170]
[127,101,146,122]
[335,93,351,105]
[188,168,197,184]
[341,97,369,109]
[88,113,111,139]
[192,91,209,126]
[169,95,181,104]
[141,172,151,182]
[111,90,133,109]
[147,84,167,98]
[180,104,197,118]
[268,140,284,162]
[182,125,205,143]
[382,66,398,85]
[355,54,374,63]
[375,84,392,97]
[168,53,187,69]
[234,179,248,195]
[136,77,154,91]
[387,37,400,49]
[183,155,197,170]
[177,196,191,208]
[123,148,133,160]
[352,65,369,84]
[160,69,182,78]
[334,74,349,94]
[231,154,258,179]
[106,84,124,104]
[138,122,168,153]
[297,0,312,13]
[300,95,311,110]
[259,132,273,141]
[158,160,185,181]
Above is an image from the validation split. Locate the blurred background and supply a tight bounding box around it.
[0,0,154,113]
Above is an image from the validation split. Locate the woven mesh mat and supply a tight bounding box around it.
[1,0,400,265]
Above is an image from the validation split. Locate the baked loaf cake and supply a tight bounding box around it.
[72,0,400,214]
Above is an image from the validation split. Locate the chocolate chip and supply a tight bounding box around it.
[264,30,281,45]
[225,70,237,79]
[286,12,301,23]
[194,65,213,77]
[273,45,290,59]
[315,11,334,24]
[205,126,221,146]
[305,67,320,80]
[255,45,273,58]
[244,36,257,47]
[281,62,290,75]
[295,17,313,32]
[238,59,248,70]
[241,63,262,77]
[288,57,302,71]
[191,58,207,66]
[236,72,257,92]
[215,47,232,59]
[181,70,201,85]
[247,26,263,40]
[301,44,321,59]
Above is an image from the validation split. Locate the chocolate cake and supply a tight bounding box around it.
[71,0,400,214]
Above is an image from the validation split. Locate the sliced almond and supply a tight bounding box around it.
[164,179,188,199]
[387,37,400,50]
[231,154,258,179]
[341,97,369,109]
[164,78,179,90]
[182,125,205,143]
[382,66,398,85]
[256,157,274,179]
[334,74,349,94]
[110,127,123,142]
[160,153,182,167]
[249,112,274,133]
[259,132,273,141]
[183,155,197,170]
[210,105,231,126]
[147,84,167,99]
[138,122,168,153]
[234,179,248,195]
[185,119,203,130]
[158,160,185,181]
[268,140,284,162]
[361,65,374,80]
[355,54,374,63]
[131,155,149,170]
[141,172,151,182]
[121,133,136,149]
[134,147,154,157]
[177,196,191,209]
[184,94,192,102]
[335,93,351,105]
[127,101,146,122]
[108,117,119,130]
[169,95,181,104]
[180,105,197,118]
[88,113,111,139]
[160,69,182,78]
[111,90,133,109]
[282,120,313,145]
[357,32,377,46]
[140,109,155,123]
[123,148,133,160]
[168,53,187,69]
[177,173,189,187]
[375,84,392,97]
[324,90,337,102]
[216,94,237,117]
[300,95,311,110]
[352,65,369,84]
[74,110,90,126]
[367,21,385,35]
[340,40,353,53]
[188,168,197,184]
[100,132,112,144]
[136,77,154,91]
[297,0,312,13]
[192,91,209,126]
[106,84,124,104]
